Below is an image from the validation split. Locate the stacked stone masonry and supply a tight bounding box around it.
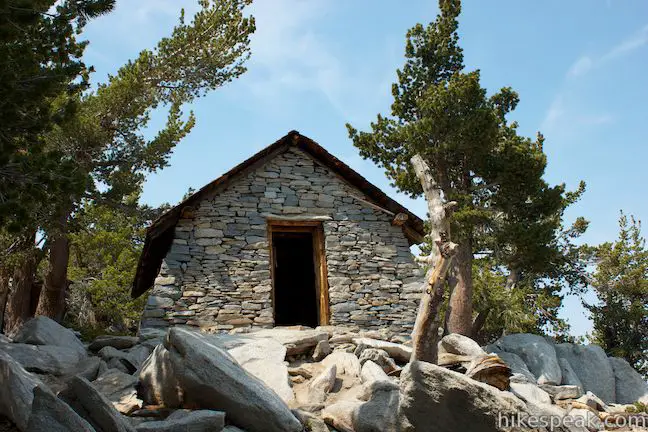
[141,147,423,336]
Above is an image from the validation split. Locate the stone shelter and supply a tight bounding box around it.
[132,131,426,335]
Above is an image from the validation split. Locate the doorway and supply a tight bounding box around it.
[269,222,329,327]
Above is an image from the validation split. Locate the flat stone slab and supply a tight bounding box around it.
[94,369,142,414]
[210,334,294,403]
[0,343,85,376]
[89,335,139,351]
[0,351,43,430]
[352,337,412,363]
[13,316,86,357]
[249,328,329,355]
[135,410,226,432]
[165,327,302,432]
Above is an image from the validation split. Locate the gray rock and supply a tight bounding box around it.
[308,365,336,403]
[555,343,615,403]
[357,348,398,374]
[60,376,136,432]
[352,337,411,363]
[26,386,95,432]
[0,343,85,375]
[558,357,584,392]
[321,400,363,432]
[250,328,328,355]
[509,382,552,406]
[360,360,390,384]
[539,384,582,400]
[135,410,225,432]
[321,351,361,377]
[107,357,131,374]
[291,409,329,432]
[72,356,102,381]
[496,333,561,385]
[576,391,609,412]
[568,408,603,431]
[398,360,526,432]
[216,335,294,403]
[166,327,301,432]
[322,380,399,432]
[312,339,331,361]
[165,409,192,421]
[482,343,501,354]
[510,373,531,384]
[126,345,151,371]
[608,357,648,404]
[0,351,43,430]
[98,346,138,373]
[496,351,536,383]
[94,369,142,414]
[138,344,182,407]
[89,336,139,352]
[439,333,486,357]
[13,316,85,357]
[98,360,109,376]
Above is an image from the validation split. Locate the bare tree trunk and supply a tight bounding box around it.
[471,308,490,339]
[36,214,70,321]
[409,154,458,363]
[446,241,473,335]
[411,242,458,363]
[4,252,37,335]
[0,270,9,333]
[505,268,519,290]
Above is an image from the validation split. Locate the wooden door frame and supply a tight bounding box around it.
[267,220,330,326]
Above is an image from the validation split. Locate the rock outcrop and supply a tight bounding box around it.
[555,343,616,403]
[399,361,526,432]
[0,318,647,432]
[608,357,648,404]
[164,327,301,432]
[495,334,562,385]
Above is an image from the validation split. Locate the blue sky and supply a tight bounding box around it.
[81,0,647,337]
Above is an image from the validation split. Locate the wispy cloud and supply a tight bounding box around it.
[541,94,614,135]
[244,1,341,102]
[568,24,648,77]
[242,0,395,122]
[567,56,593,77]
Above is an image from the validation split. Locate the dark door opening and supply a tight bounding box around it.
[272,231,319,327]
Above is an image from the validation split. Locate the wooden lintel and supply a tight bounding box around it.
[262,213,333,222]
[349,195,395,216]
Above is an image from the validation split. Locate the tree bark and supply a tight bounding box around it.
[3,251,37,335]
[0,270,9,333]
[471,308,490,339]
[505,268,519,290]
[411,241,458,363]
[446,241,474,335]
[409,154,458,363]
[36,213,70,321]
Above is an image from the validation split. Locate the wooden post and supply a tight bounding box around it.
[409,154,458,364]
[391,212,409,226]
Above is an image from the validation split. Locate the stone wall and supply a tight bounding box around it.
[140,147,423,336]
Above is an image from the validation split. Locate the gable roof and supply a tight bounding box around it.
[132,131,426,298]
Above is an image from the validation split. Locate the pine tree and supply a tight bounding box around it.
[2,0,256,331]
[0,0,115,231]
[587,213,647,377]
[0,0,116,333]
[347,0,587,336]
